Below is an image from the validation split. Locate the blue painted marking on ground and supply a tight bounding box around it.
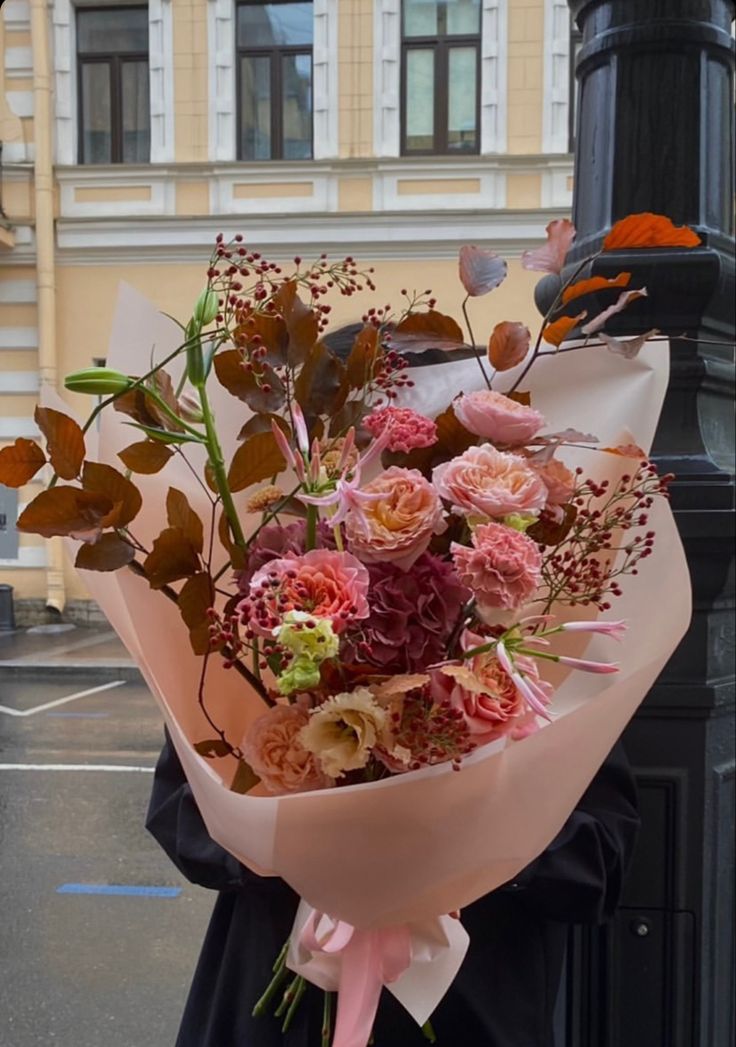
[47,712,110,719]
[56,884,181,898]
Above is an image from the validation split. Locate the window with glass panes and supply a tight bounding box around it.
[77,6,150,164]
[237,2,313,161]
[401,0,481,156]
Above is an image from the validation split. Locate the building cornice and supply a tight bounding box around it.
[55,208,571,264]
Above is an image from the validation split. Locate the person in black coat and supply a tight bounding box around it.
[146,730,639,1047]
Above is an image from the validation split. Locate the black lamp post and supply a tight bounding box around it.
[559,3,735,1045]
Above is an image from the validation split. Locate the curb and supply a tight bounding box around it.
[0,662,143,683]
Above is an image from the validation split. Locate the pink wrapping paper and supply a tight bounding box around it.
[60,285,689,932]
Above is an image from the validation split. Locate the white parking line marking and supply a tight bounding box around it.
[0,764,155,772]
[0,680,125,717]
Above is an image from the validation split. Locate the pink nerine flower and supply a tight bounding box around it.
[245,549,369,634]
[433,445,548,519]
[452,522,542,610]
[453,390,545,445]
[242,705,332,794]
[363,406,438,454]
[345,466,446,570]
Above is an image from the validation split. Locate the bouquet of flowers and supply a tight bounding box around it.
[0,212,695,1047]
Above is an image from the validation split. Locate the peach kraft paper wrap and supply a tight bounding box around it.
[61,286,690,1037]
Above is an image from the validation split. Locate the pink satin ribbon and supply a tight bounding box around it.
[300,910,412,1047]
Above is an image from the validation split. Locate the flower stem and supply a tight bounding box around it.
[321,992,334,1047]
[461,295,492,390]
[196,381,247,551]
[275,974,304,1020]
[281,976,307,1033]
[422,1019,438,1043]
[306,503,318,551]
[251,943,290,1017]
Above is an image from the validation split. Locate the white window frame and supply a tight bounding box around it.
[52,0,174,166]
[207,0,339,163]
[373,0,507,158]
[541,0,571,154]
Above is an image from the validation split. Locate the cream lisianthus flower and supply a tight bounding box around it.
[299,687,387,778]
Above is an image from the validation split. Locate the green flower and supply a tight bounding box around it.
[276,655,323,696]
[274,613,339,696]
[276,611,339,662]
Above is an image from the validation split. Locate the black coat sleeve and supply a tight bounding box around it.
[510,740,640,925]
[145,729,265,893]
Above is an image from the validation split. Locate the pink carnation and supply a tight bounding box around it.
[451,522,542,610]
[345,466,446,570]
[242,705,332,794]
[245,549,369,634]
[433,445,548,519]
[453,390,545,445]
[364,406,438,454]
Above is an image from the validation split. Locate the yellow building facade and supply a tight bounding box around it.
[0,0,577,617]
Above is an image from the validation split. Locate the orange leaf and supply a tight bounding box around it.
[75,533,135,572]
[458,246,507,297]
[236,311,289,367]
[542,311,587,347]
[213,349,285,412]
[603,213,701,251]
[143,527,201,589]
[166,487,204,554]
[228,431,286,493]
[272,281,320,366]
[391,310,465,352]
[345,325,379,389]
[17,486,114,541]
[521,219,576,274]
[0,438,46,488]
[231,759,260,794]
[82,461,142,528]
[562,272,632,304]
[34,407,85,481]
[118,440,173,475]
[507,390,532,407]
[178,571,216,654]
[487,321,531,371]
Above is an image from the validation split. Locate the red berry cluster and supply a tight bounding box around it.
[389,689,476,772]
[540,460,672,611]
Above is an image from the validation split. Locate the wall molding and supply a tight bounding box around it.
[55,206,570,264]
[373,0,400,158]
[313,0,339,159]
[542,0,572,153]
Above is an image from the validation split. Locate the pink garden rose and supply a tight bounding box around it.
[246,549,369,634]
[363,406,438,454]
[531,457,575,506]
[453,390,545,445]
[452,521,542,610]
[433,445,548,519]
[345,466,446,570]
[242,704,332,794]
[431,651,548,743]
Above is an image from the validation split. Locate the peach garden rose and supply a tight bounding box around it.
[344,466,447,570]
[432,445,548,520]
[242,704,333,795]
[453,389,546,445]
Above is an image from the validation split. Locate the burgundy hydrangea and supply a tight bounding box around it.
[349,553,470,672]
[236,520,336,590]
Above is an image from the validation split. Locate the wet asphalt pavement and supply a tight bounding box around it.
[0,628,214,1047]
